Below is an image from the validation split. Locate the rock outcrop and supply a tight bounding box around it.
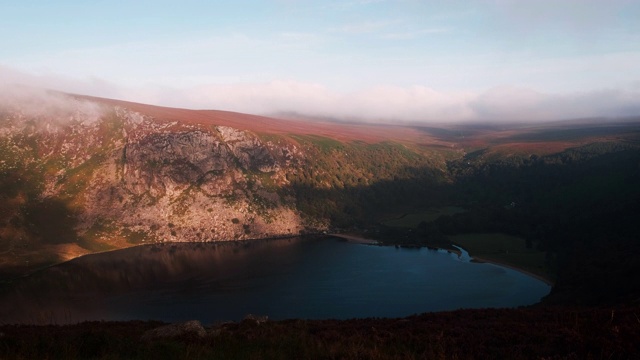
[0,94,308,259]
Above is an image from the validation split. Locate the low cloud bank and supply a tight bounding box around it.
[0,73,107,126]
[167,82,640,123]
[2,66,639,124]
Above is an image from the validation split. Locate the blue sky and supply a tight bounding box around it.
[2,0,640,122]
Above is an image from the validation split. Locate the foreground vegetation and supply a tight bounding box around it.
[1,306,638,359]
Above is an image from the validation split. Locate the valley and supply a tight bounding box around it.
[1,90,640,308]
[2,1,639,357]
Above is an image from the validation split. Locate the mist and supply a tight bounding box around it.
[129,81,640,124]
[2,66,640,124]
[0,78,107,127]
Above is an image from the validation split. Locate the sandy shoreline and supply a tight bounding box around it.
[470,256,555,286]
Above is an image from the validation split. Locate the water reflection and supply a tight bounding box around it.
[0,237,550,324]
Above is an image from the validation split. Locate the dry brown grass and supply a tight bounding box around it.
[76,95,442,145]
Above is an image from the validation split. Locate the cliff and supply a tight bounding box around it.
[0,92,312,275]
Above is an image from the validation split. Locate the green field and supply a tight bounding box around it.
[449,233,553,282]
[383,206,466,228]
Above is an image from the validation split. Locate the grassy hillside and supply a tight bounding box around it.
[282,135,449,227]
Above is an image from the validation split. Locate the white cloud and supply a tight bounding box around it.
[2,65,640,124]
[0,65,123,99]
[0,83,107,126]
[164,81,640,123]
[469,84,640,121]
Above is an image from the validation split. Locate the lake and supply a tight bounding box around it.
[0,236,550,325]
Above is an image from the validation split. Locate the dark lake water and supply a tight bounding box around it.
[0,237,550,324]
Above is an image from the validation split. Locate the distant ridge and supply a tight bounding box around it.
[72,94,437,144]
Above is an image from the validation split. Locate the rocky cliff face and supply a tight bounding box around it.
[79,109,306,244]
[0,93,309,271]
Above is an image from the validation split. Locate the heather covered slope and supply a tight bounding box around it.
[76,95,443,145]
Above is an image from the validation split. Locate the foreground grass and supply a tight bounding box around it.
[1,306,638,359]
[450,232,552,281]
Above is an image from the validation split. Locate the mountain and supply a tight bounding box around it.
[0,90,447,277]
[2,89,640,306]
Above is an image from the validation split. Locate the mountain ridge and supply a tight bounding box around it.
[72,94,443,145]
[0,91,454,278]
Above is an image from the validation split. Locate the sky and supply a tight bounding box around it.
[1,0,640,123]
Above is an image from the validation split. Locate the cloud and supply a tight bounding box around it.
[0,66,110,125]
[167,81,640,123]
[335,85,476,122]
[2,65,640,124]
[183,82,475,122]
[0,65,123,99]
[0,85,107,127]
[470,85,640,122]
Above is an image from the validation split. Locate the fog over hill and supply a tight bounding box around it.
[3,66,640,124]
